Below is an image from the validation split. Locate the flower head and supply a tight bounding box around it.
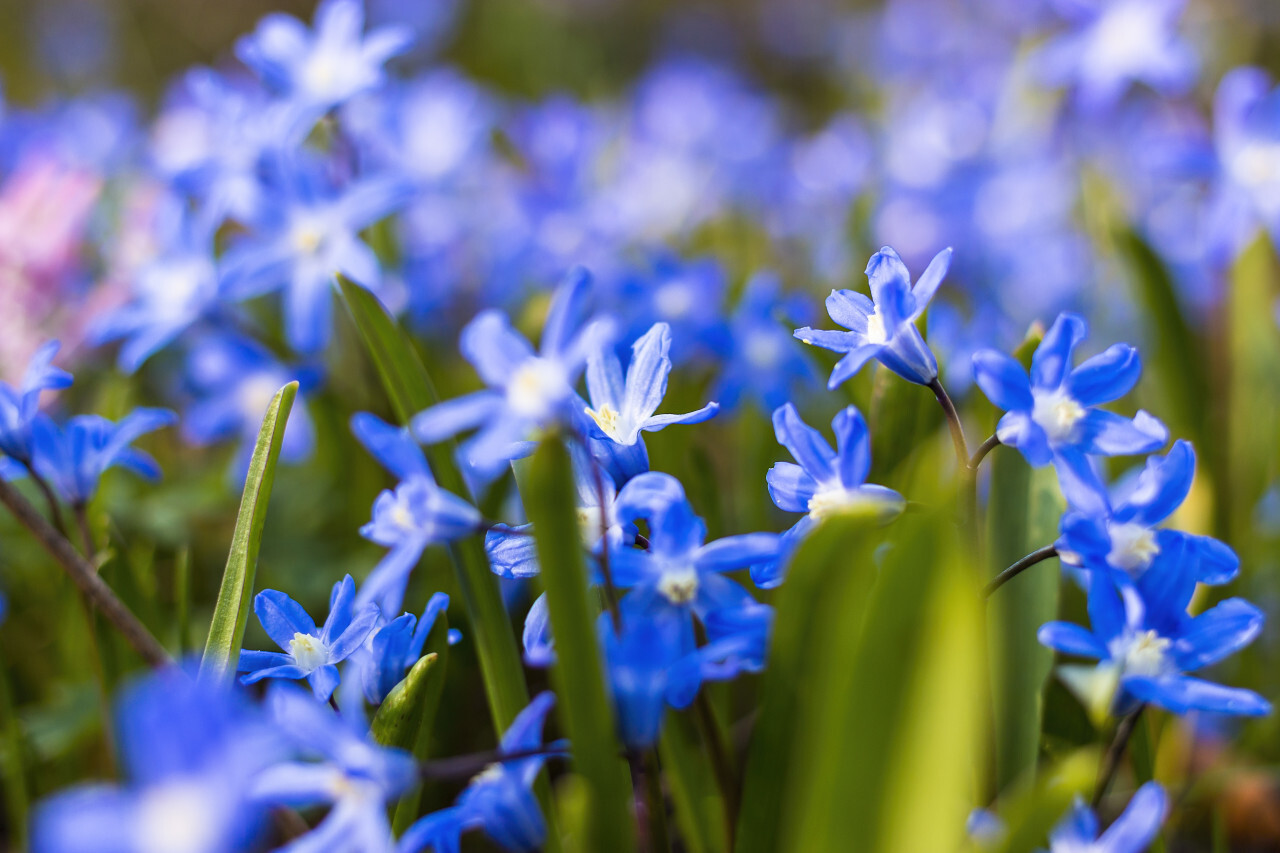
[238,575,380,701]
[32,407,177,504]
[0,340,72,464]
[1044,783,1168,853]
[795,245,951,387]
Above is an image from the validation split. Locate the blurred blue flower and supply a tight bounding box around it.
[713,273,816,413]
[1057,439,1238,586]
[611,472,778,620]
[221,160,412,353]
[601,604,701,749]
[760,403,903,587]
[181,334,317,479]
[0,340,72,465]
[32,408,177,505]
[412,268,615,480]
[353,413,482,614]
[972,312,1167,485]
[614,255,729,365]
[1209,67,1280,262]
[582,322,719,484]
[1044,783,1167,853]
[398,692,562,853]
[238,574,380,701]
[31,666,277,853]
[236,0,412,118]
[252,686,417,852]
[1039,559,1270,717]
[358,591,452,705]
[796,245,951,387]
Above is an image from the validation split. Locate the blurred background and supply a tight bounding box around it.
[3,0,1280,849]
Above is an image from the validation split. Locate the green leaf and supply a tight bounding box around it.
[373,652,443,751]
[988,458,1063,792]
[199,382,297,683]
[778,506,986,852]
[390,610,452,835]
[524,436,635,853]
[660,710,727,853]
[736,510,886,853]
[337,274,532,735]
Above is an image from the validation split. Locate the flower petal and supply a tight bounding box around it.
[772,403,836,480]
[1079,409,1168,457]
[255,589,319,650]
[1031,313,1087,390]
[1066,343,1141,406]
[972,349,1033,412]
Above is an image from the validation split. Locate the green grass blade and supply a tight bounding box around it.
[779,506,986,852]
[373,652,443,751]
[988,456,1063,792]
[660,710,727,853]
[336,274,532,735]
[524,437,635,853]
[736,510,885,853]
[199,382,297,684]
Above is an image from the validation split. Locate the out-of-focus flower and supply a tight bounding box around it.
[355,592,452,705]
[412,268,615,479]
[713,273,816,414]
[353,413,482,614]
[32,408,177,505]
[0,340,72,466]
[1045,783,1167,853]
[796,246,951,388]
[238,575,380,701]
[30,667,277,853]
[601,604,700,749]
[581,322,719,484]
[398,692,562,853]
[252,686,417,852]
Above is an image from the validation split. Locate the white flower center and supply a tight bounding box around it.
[1031,388,1086,443]
[289,213,328,256]
[744,332,782,368]
[289,632,330,672]
[657,567,699,605]
[134,780,222,853]
[507,358,569,419]
[1106,522,1160,573]
[1231,142,1280,190]
[585,403,623,442]
[655,282,694,319]
[575,505,604,547]
[864,310,888,345]
[471,763,505,785]
[239,374,282,421]
[1114,629,1171,679]
[808,488,863,520]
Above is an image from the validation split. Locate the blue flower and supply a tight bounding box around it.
[398,692,562,853]
[600,604,701,749]
[0,340,72,465]
[353,413,482,614]
[31,408,177,505]
[221,160,412,353]
[713,272,817,414]
[251,686,418,852]
[1057,439,1238,586]
[581,322,719,484]
[31,667,277,853]
[1038,561,1270,718]
[238,575,380,702]
[614,254,730,365]
[760,403,904,588]
[90,211,221,372]
[236,0,411,116]
[1210,67,1280,261]
[1044,783,1168,853]
[972,312,1167,480]
[412,268,615,480]
[181,334,317,479]
[358,592,452,705]
[610,472,779,620]
[795,245,952,388]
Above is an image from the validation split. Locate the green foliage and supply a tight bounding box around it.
[199,381,297,684]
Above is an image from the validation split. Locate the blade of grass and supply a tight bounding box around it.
[199,382,297,683]
[524,436,635,853]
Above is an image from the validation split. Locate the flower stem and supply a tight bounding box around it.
[969,434,1001,470]
[73,504,95,559]
[0,478,171,668]
[696,692,738,851]
[928,378,970,468]
[1092,706,1145,808]
[983,546,1059,597]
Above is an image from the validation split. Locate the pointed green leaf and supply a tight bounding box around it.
[736,510,886,853]
[199,382,297,683]
[660,710,728,853]
[524,437,635,853]
[337,274,532,735]
[389,610,452,835]
[373,652,443,751]
[778,506,986,852]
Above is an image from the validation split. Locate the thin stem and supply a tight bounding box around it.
[642,749,672,853]
[928,378,970,468]
[73,504,95,559]
[696,693,738,851]
[0,478,171,667]
[328,695,340,714]
[1092,706,1145,808]
[969,434,1001,470]
[417,745,569,781]
[984,546,1059,597]
[23,465,67,538]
